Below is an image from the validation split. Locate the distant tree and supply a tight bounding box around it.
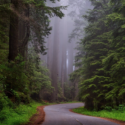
[51,17,60,102]
[27,48,53,101]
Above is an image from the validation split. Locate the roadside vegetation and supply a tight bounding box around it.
[73,106,125,122]
[0,101,43,125]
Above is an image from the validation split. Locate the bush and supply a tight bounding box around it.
[0,102,42,125]
[0,93,13,110]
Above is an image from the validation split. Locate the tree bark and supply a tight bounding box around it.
[9,0,19,61]
[18,4,30,58]
[51,17,60,102]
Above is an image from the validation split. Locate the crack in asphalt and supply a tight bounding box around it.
[76,119,83,125]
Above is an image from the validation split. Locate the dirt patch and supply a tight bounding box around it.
[25,106,45,125]
[69,109,125,125]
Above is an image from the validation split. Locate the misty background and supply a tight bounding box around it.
[39,0,93,101]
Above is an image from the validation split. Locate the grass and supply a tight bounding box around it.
[0,102,43,125]
[73,106,125,122]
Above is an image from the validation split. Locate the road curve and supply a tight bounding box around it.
[42,103,119,125]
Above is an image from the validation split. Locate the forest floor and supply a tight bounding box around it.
[25,106,45,125]
[71,107,125,125]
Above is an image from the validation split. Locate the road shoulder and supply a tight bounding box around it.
[70,109,125,125]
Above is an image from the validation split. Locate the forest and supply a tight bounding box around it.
[0,0,125,124]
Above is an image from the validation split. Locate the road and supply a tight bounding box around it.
[42,103,119,125]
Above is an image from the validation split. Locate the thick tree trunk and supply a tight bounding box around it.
[6,0,19,98]
[9,1,30,61]
[18,4,30,58]
[7,0,30,98]
[9,0,19,61]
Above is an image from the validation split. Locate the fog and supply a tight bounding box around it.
[40,0,93,101]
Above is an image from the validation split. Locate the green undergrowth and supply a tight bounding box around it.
[0,102,43,125]
[73,106,125,122]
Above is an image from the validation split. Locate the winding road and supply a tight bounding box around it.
[42,103,119,125]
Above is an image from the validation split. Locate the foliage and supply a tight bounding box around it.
[27,48,53,95]
[73,106,125,122]
[0,0,64,104]
[63,82,75,101]
[68,0,91,42]
[0,55,30,103]
[0,0,66,123]
[0,50,53,103]
[24,0,67,53]
[0,0,9,64]
[101,0,125,104]
[77,0,113,110]
[71,0,125,110]
[57,82,66,101]
[0,93,13,111]
[0,102,42,125]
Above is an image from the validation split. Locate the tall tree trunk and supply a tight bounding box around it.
[19,4,30,59]
[50,17,60,102]
[6,0,19,98]
[61,48,65,95]
[9,0,19,61]
[9,1,30,61]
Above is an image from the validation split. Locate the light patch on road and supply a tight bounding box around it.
[76,119,79,121]
[76,119,83,125]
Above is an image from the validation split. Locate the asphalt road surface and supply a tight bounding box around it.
[42,103,119,125]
